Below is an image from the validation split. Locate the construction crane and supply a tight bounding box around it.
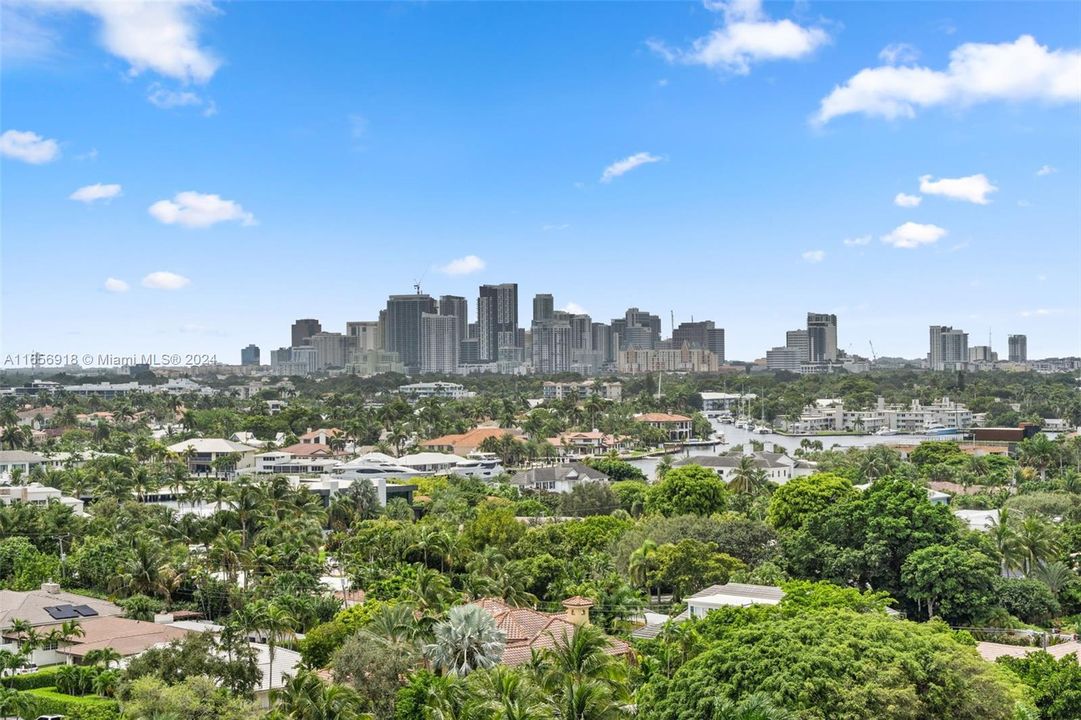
[868,340,877,363]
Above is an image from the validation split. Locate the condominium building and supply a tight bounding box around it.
[310,332,347,370]
[533,293,554,323]
[542,380,622,402]
[477,283,519,361]
[532,316,572,374]
[420,313,460,374]
[398,381,475,400]
[346,321,382,352]
[929,325,969,371]
[778,396,975,434]
[385,293,438,374]
[617,345,719,374]
[438,296,469,350]
[969,345,997,363]
[1008,334,1028,362]
[673,321,726,363]
[612,307,661,351]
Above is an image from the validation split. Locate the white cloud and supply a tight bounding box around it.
[600,152,662,183]
[142,271,190,290]
[881,221,947,249]
[72,0,220,83]
[649,0,829,75]
[70,183,122,203]
[103,277,129,293]
[894,192,922,207]
[437,255,486,275]
[147,83,202,108]
[879,43,920,65]
[1019,308,1062,318]
[814,35,1081,125]
[0,129,60,163]
[842,234,872,246]
[1036,164,1057,176]
[542,223,570,231]
[562,302,588,315]
[148,191,255,228]
[801,249,826,263]
[919,173,997,204]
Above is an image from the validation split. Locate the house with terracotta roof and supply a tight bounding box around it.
[545,431,632,457]
[468,596,632,666]
[299,428,343,445]
[635,413,693,442]
[422,427,524,456]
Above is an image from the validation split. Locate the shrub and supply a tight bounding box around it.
[0,665,62,690]
[24,686,120,720]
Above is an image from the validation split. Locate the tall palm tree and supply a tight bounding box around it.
[989,513,1024,576]
[628,540,659,605]
[424,605,506,677]
[255,603,296,690]
[1018,515,1062,575]
[272,669,368,720]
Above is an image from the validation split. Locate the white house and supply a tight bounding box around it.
[510,463,610,493]
[166,438,259,475]
[0,483,85,515]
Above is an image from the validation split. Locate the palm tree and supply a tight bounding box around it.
[1033,561,1076,595]
[424,605,506,677]
[273,669,367,720]
[707,693,795,720]
[628,540,659,605]
[1018,515,1062,576]
[84,647,122,669]
[0,687,34,718]
[729,456,767,495]
[471,665,552,720]
[989,513,1023,576]
[249,602,296,690]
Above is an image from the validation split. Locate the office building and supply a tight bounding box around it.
[785,329,810,361]
[291,318,322,348]
[311,332,347,370]
[478,283,519,361]
[532,316,572,374]
[1009,334,1028,362]
[673,321,726,363]
[766,346,802,372]
[240,344,260,366]
[929,325,969,371]
[385,293,438,374]
[806,313,838,362]
[533,294,554,323]
[969,346,997,363]
[420,313,460,374]
[617,346,719,374]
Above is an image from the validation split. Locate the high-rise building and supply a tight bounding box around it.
[385,293,438,374]
[240,344,260,366]
[591,323,613,364]
[291,318,322,347]
[346,321,382,352]
[673,321,726,363]
[310,332,347,370]
[439,296,469,350]
[806,313,838,362]
[532,316,572,374]
[969,346,997,363]
[766,346,802,371]
[477,283,519,361]
[785,329,810,362]
[420,313,460,374]
[612,308,661,350]
[1008,334,1028,362]
[533,294,554,323]
[270,347,293,366]
[929,325,969,371]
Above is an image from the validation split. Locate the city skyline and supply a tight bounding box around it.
[2,1,1079,361]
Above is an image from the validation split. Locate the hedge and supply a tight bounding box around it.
[0,665,62,691]
[22,686,119,720]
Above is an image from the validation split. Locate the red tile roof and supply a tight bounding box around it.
[637,413,691,423]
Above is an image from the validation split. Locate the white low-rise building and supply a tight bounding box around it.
[0,483,84,515]
[398,382,476,400]
[510,463,610,493]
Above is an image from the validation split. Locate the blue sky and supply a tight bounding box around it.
[2,1,1079,364]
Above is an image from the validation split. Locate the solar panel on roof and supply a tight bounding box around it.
[44,605,79,620]
[72,605,98,617]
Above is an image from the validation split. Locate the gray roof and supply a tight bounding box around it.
[674,453,790,470]
[0,586,123,628]
[687,582,785,602]
[0,450,47,464]
[510,462,610,486]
